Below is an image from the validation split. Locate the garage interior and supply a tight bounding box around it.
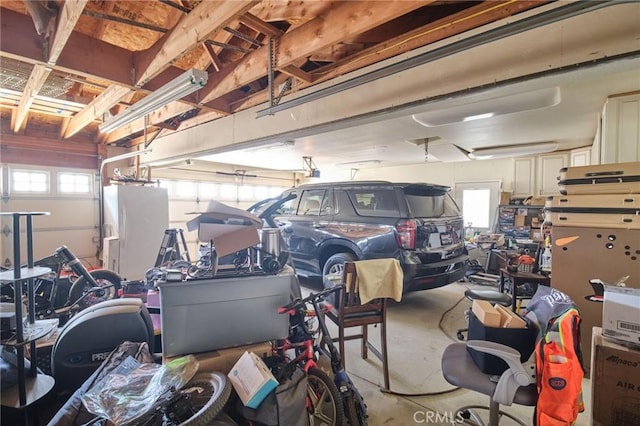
[1,1,639,425]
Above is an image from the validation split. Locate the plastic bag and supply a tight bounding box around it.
[82,354,198,425]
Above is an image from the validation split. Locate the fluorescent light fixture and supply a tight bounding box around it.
[99,69,208,133]
[100,147,152,171]
[336,159,382,167]
[468,142,558,160]
[463,112,494,122]
[412,87,561,127]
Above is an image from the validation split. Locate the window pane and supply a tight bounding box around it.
[219,184,236,200]
[462,189,490,228]
[238,185,254,201]
[58,172,91,193]
[270,187,285,198]
[199,182,217,198]
[12,170,49,193]
[254,186,270,200]
[175,181,197,198]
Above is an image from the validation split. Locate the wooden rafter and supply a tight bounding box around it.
[238,13,283,38]
[11,64,51,132]
[48,0,89,64]
[102,101,195,144]
[199,1,433,105]
[134,0,258,86]
[311,1,548,85]
[63,84,133,138]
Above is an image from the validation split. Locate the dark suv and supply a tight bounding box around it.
[253,181,467,293]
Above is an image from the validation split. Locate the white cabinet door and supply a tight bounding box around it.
[570,147,591,167]
[601,93,640,163]
[537,153,568,196]
[513,157,536,197]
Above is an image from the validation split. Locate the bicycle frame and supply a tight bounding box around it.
[277,285,368,425]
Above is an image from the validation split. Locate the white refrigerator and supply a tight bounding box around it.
[102,185,169,280]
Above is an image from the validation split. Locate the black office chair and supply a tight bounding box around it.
[441,340,537,426]
[51,298,154,391]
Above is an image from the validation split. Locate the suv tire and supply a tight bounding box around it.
[323,252,357,277]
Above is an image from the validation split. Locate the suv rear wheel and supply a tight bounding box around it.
[323,252,357,277]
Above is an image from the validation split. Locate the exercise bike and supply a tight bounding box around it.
[0,245,122,325]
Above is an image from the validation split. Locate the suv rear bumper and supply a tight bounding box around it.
[402,255,468,292]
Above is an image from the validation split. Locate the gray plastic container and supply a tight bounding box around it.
[158,274,291,357]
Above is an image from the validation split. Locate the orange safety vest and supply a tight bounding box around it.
[535,308,585,425]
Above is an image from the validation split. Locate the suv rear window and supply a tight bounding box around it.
[404,189,460,218]
[347,188,400,217]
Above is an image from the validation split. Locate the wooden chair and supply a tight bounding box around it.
[326,261,390,390]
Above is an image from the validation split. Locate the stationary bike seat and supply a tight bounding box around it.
[464,289,512,307]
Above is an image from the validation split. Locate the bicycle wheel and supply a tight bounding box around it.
[137,372,230,426]
[68,269,122,311]
[342,389,368,426]
[307,367,345,426]
[175,372,231,426]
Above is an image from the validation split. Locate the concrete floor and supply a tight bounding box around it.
[299,278,593,426]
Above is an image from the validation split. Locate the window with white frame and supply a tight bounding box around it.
[11,169,49,193]
[238,185,254,201]
[199,182,218,199]
[175,180,197,199]
[159,179,175,196]
[219,183,236,201]
[454,181,501,232]
[58,172,92,194]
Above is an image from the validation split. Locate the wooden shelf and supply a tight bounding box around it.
[0,374,55,409]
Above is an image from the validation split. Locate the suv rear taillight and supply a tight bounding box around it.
[395,219,417,250]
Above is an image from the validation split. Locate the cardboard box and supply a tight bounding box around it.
[500,192,512,206]
[467,311,537,375]
[602,286,640,345]
[551,226,640,375]
[494,304,527,328]
[472,300,501,327]
[514,214,526,227]
[591,327,640,426]
[186,200,262,257]
[163,341,272,375]
[228,351,279,409]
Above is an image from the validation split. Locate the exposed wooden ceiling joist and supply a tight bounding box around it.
[11,63,51,131]
[63,84,133,138]
[0,0,562,148]
[48,0,89,64]
[199,1,434,104]
[134,0,259,86]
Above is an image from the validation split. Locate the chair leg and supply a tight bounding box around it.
[361,324,368,359]
[489,399,499,426]
[339,324,346,369]
[380,320,390,390]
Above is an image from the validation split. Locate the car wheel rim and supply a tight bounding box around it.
[327,262,344,277]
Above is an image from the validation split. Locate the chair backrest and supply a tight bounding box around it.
[51,298,154,391]
[339,262,386,319]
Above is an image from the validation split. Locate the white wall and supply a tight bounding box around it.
[0,163,100,268]
[314,157,514,192]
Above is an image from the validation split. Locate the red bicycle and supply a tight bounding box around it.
[274,286,346,426]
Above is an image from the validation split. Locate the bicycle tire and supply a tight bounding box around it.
[307,367,345,426]
[68,269,122,310]
[136,372,230,426]
[177,372,231,426]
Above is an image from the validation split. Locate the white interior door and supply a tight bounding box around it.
[453,180,502,233]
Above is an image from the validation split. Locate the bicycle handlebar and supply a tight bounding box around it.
[278,284,345,313]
